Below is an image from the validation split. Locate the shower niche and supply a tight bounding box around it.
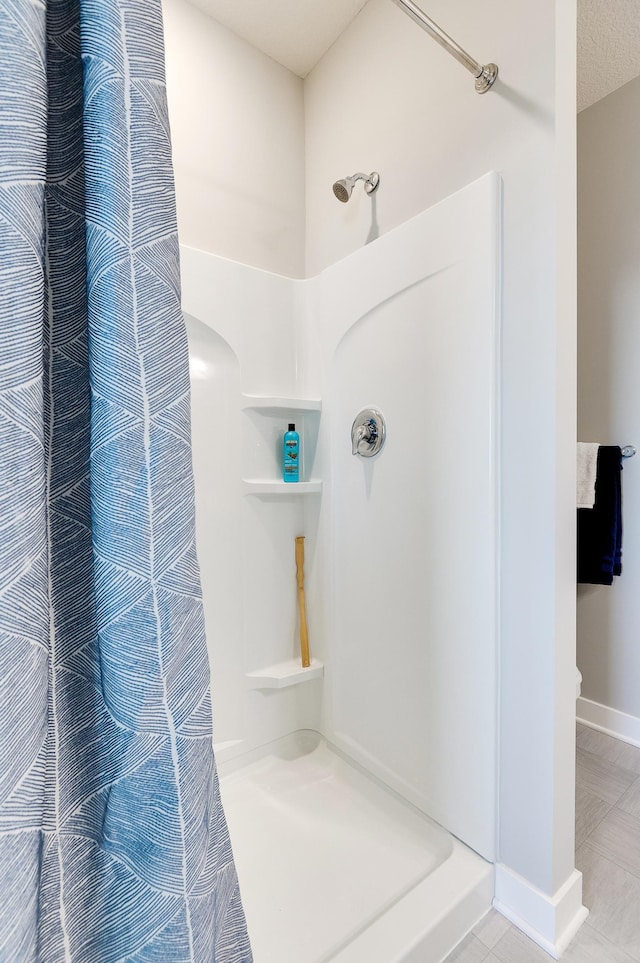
[240,395,324,688]
[240,394,322,494]
[182,172,501,963]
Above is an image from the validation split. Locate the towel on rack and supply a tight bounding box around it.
[577,445,623,585]
[577,442,600,508]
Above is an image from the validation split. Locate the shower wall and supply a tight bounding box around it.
[181,252,322,760]
[303,174,500,861]
[181,172,500,861]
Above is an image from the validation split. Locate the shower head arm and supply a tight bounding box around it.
[350,172,380,195]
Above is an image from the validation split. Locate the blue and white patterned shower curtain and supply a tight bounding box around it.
[0,1,251,959]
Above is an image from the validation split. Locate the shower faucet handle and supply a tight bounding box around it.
[352,421,375,455]
[351,408,386,458]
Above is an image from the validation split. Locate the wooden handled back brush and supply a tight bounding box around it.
[295,537,311,668]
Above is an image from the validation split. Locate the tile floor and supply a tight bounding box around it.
[444,724,640,962]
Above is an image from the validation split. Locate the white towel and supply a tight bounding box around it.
[577,442,600,509]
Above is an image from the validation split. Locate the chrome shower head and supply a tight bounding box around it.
[333,178,353,203]
[332,171,380,203]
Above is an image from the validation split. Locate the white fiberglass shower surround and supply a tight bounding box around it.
[183,173,500,962]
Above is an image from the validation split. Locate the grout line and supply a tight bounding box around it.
[577,794,616,852]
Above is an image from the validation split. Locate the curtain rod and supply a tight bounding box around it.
[390,0,498,94]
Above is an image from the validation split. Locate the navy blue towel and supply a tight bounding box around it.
[577,445,623,585]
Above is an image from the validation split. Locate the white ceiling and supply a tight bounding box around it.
[189,0,640,110]
[188,0,369,78]
[578,0,640,111]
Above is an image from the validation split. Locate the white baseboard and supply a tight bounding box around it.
[494,865,588,959]
[577,696,640,749]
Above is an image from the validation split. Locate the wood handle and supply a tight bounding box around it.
[295,537,310,668]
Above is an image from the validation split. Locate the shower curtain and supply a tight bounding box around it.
[0,0,251,960]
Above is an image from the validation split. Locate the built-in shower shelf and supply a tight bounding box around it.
[246,658,324,689]
[241,394,322,412]
[242,480,322,495]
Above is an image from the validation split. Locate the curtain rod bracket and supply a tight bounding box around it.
[390,0,499,94]
[475,63,499,95]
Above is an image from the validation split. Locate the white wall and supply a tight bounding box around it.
[305,0,580,935]
[304,174,500,863]
[162,0,305,278]
[577,75,640,723]
[182,249,323,762]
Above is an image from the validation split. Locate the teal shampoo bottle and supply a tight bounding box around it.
[283,423,300,482]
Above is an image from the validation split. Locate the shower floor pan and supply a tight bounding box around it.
[218,731,493,963]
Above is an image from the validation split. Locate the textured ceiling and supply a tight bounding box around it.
[578,0,640,112]
[187,0,370,78]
